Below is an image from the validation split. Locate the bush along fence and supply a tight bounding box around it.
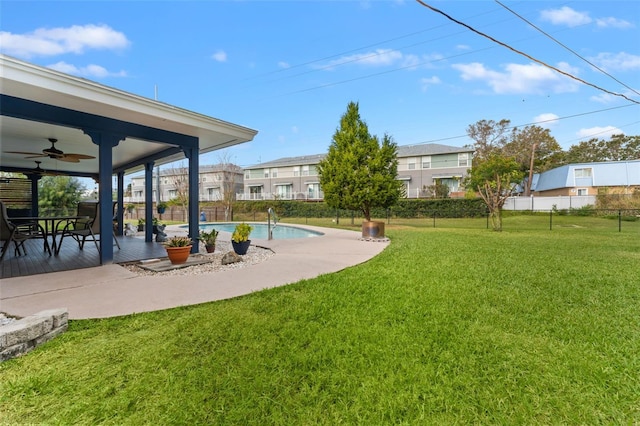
[233,199,490,227]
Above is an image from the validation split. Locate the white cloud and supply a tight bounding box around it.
[588,52,640,72]
[577,126,623,140]
[540,6,592,27]
[456,44,471,51]
[318,49,404,70]
[47,61,127,78]
[291,126,299,134]
[211,50,227,62]
[420,76,441,91]
[0,24,129,59]
[595,17,633,29]
[452,62,579,94]
[317,49,443,72]
[540,7,591,27]
[533,113,560,128]
[278,61,290,69]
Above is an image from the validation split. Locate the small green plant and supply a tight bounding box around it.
[199,228,219,246]
[231,222,253,243]
[126,204,135,213]
[164,235,192,247]
[138,218,145,225]
[157,202,168,213]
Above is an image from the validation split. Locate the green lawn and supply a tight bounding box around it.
[1,217,639,424]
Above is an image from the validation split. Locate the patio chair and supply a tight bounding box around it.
[0,200,39,261]
[56,201,121,255]
[7,207,51,255]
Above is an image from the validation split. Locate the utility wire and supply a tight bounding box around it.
[415,0,640,105]
[409,103,639,145]
[495,0,640,97]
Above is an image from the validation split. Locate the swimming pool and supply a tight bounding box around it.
[188,223,324,240]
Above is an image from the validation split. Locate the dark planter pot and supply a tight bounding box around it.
[232,240,251,255]
[205,244,216,253]
[137,224,144,232]
[157,207,166,214]
[361,221,385,239]
[153,225,158,234]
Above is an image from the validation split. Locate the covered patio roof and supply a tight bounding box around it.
[0,54,258,266]
[0,54,258,178]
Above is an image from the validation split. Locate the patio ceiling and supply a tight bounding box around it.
[0,55,258,178]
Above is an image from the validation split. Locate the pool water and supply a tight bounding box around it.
[191,223,323,240]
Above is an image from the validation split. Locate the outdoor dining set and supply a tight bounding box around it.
[0,200,119,262]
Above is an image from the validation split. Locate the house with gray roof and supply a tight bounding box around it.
[531,160,640,196]
[238,143,473,201]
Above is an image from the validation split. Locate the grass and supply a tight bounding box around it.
[1,217,639,424]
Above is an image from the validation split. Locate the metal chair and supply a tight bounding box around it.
[0,201,39,261]
[56,201,121,255]
[7,207,51,255]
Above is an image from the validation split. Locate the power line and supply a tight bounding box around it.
[415,0,640,105]
[495,0,640,97]
[408,103,640,145]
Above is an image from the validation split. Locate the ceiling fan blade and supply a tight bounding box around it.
[4,151,45,156]
[25,154,48,159]
[57,156,81,163]
[64,153,96,160]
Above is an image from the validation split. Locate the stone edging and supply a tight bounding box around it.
[0,309,68,362]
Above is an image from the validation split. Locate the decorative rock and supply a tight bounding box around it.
[221,251,243,265]
[155,224,168,242]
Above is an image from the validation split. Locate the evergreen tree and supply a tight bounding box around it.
[317,102,403,222]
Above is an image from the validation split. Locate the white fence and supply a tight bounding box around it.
[503,195,596,211]
[236,191,324,201]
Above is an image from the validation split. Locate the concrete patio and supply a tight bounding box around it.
[0,225,389,319]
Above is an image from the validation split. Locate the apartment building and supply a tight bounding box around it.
[238,143,473,200]
[129,164,243,203]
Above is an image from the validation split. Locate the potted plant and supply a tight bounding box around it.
[156,202,168,214]
[152,217,161,234]
[137,218,145,232]
[231,222,253,255]
[163,235,193,264]
[199,228,219,253]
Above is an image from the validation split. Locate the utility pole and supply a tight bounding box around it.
[526,143,537,196]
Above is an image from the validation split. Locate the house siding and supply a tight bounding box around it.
[239,144,473,200]
[532,160,640,196]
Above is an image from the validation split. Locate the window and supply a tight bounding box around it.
[577,188,588,196]
[272,168,278,178]
[302,165,310,176]
[407,157,416,170]
[422,156,431,169]
[575,168,592,178]
[293,166,300,177]
[264,169,270,178]
[458,153,469,167]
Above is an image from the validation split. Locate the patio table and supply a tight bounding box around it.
[10,215,89,255]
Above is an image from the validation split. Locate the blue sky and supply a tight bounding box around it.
[2,0,639,171]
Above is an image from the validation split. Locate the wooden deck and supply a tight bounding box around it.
[1,235,169,279]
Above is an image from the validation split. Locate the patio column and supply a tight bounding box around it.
[84,130,125,265]
[28,174,41,216]
[184,146,200,254]
[144,162,155,243]
[116,171,124,236]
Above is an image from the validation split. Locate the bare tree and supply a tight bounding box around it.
[167,162,190,219]
[217,152,241,221]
